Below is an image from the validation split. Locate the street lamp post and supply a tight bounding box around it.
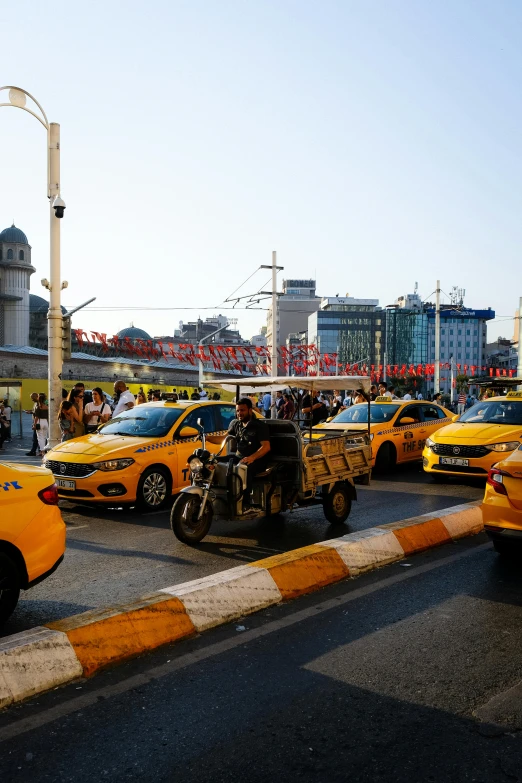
[0,86,65,447]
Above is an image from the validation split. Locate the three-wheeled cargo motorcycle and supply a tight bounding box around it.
[170,376,373,544]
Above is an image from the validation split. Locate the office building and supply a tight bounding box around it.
[308,296,384,369]
[266,279,321,351]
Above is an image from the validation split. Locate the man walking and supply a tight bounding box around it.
[24,392,39,456]
[262,391,272,419]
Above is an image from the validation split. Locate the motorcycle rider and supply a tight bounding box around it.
[227,397,271,510]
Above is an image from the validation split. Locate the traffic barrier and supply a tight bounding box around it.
[0,627,82,708]
[47,593,195,677]
[0,500,483,706]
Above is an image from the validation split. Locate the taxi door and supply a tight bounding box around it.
[394,405,425,463]
[420,403,449,446]
[171,405,220,492]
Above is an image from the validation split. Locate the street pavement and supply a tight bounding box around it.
[1,534,521,782]
[1,458,484,637]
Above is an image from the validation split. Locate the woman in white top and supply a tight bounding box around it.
[83,387,111,433]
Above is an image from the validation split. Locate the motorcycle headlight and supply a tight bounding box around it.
[90,458,135,471]
[425,437,435,449]
[189,457,204,473]
[485,441,520,453]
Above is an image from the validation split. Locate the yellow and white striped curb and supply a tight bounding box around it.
[0,627,83,709]
[0,500,483,708]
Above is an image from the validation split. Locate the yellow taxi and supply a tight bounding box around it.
[315,397,453,470]
[0,461,65,625]
[423,392,522,479]
[45,400,239,510]
[481,446,522,555]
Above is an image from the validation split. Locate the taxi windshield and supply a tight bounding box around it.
[331,403,401,424]
[99,407,185,438]
[459,400,522,426]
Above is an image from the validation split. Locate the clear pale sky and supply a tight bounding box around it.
[1,0,520,344]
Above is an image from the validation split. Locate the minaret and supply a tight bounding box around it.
[0,224,35,345]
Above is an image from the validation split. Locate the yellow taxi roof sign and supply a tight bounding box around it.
[375,396,392,402]
[506,391,522,398]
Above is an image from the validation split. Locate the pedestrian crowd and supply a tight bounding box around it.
[250,382,479,428]
[18,382,218,455]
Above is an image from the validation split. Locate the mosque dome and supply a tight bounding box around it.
[29,293,66,315]
[117,326,153,341]
[0,224,28,244]
[29,294,49,313]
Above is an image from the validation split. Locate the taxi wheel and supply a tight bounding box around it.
[0,553,21,625]
[375,443,396,472]
[137,466,172,511]
[323,484,352,525]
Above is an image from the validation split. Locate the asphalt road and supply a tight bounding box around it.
[1,534,522,782]
[2,462,484,637]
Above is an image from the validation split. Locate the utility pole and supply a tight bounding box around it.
[450,355,456,406]
[518,297,522,389]
[260,251,282,417]
[434,280,441,395]
[270,251,278,417]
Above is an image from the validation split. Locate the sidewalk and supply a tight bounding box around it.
[0,431,44,466]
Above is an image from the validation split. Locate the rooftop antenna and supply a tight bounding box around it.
[414,281,418,295]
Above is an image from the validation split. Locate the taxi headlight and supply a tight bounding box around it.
[369,433,374,441]
[485,441,520,453]
[91,458,135,471]
[189,457,204,473]
[425,437,435,449]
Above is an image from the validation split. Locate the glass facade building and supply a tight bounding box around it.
[308,298,383,367]
[385,307,428,367]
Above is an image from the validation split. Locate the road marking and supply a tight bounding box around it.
[0,540,491,744]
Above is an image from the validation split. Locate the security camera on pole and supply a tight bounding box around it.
[0,86,66,447]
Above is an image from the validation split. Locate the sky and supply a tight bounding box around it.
[1,0,520,344]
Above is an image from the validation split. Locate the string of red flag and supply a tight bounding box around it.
[72,330,511,378]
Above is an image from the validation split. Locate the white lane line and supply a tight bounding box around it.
[0,540,491,743]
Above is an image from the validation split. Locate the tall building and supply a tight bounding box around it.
[385,292,428,368]
[426,304,494,390]
[308,296,384,368]
[0,224,34,345]
[266,279,321,351]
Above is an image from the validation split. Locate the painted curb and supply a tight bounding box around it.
[0,500,483,707]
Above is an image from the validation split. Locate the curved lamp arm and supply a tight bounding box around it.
[0,86,49,130]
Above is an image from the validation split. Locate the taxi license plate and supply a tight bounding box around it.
[440,457,469,467]
[56,478,76,490]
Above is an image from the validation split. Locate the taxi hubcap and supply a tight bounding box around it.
[143,472,167,506]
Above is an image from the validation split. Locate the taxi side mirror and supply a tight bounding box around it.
[326,416,334,423]
[179,426,200,439]
[399,417,416,425]
[451,414,460,422]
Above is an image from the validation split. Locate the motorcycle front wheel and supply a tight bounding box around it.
[171,494,214,545]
